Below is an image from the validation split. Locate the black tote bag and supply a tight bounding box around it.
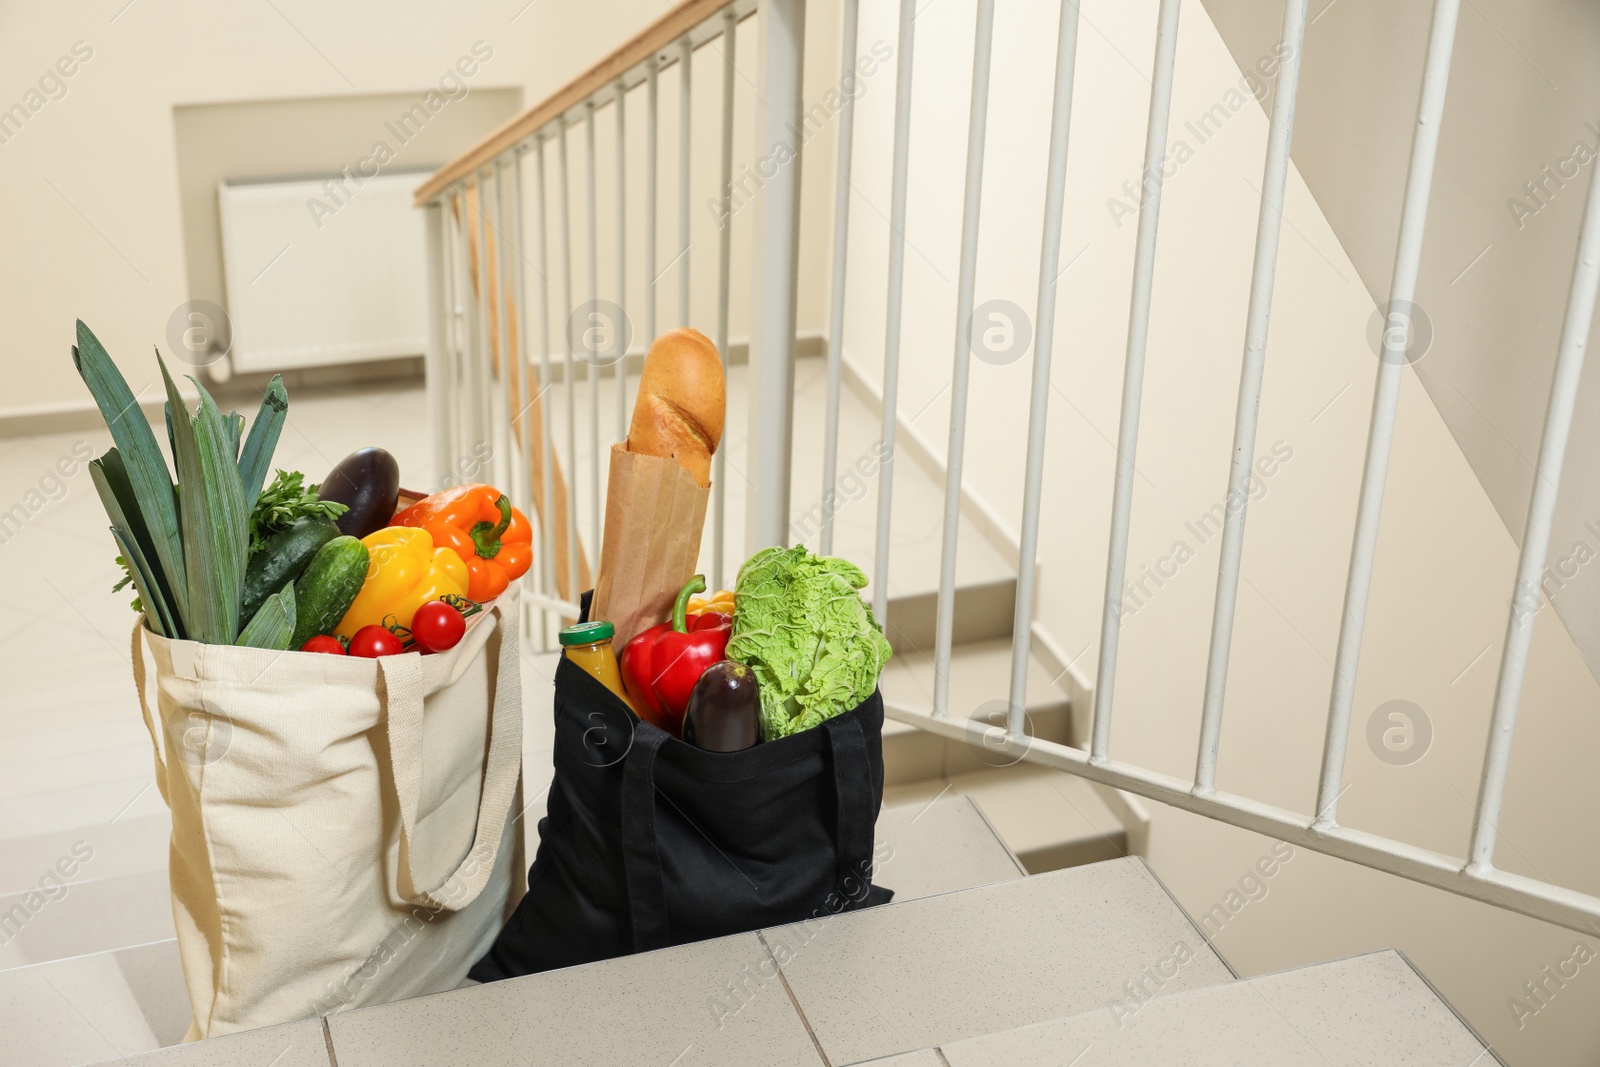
[472,597,893,981]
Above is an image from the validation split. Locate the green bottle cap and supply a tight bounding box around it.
[559,620,615,646]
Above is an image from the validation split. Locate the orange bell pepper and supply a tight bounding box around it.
[392,484,533,601]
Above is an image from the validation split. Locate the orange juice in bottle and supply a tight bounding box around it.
[559,621,638,713]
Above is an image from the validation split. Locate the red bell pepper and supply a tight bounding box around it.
[620,575,731,735]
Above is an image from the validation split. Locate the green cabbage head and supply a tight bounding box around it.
[726,545,893,741]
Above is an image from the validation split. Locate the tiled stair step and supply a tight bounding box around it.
[0,939,190,1067]
[0,736,157,801]
[878,638,1073,788]
[882,578,1015,653]
[0,870,175,973]
[0,814,170,899]
[317,857,1228,1067]
[887,765,1128,875]
[0,777,1017,983]
[17,796,1017,1063]
[0,774,166,842]
[868,950,1491,1066]
[1,669,140,739]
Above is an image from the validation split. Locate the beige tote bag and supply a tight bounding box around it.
[131,593,524,1039]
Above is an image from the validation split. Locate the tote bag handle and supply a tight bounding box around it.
[380,599,524,913]
[130,621,172,807]
[619,709,881,953]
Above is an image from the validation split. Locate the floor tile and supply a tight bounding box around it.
[0,738,154,801]
[935,951,1487,1066]
[325,931,825,1067]
[763,858,1233,1065]
[0,775,165,841]
[83,1019,332,1067]
[0,870,174,971]
[0,939,188,1065]
[0,814,171,898]
[873,795,1023,900]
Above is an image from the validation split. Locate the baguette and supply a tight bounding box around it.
[626,328,725,487]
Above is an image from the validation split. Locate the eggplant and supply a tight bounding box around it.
[317,448,401,538]
[683,660,761,752]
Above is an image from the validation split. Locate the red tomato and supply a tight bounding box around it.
[301,635,346,655]
[411,600,466,654]
[348,624,405,658]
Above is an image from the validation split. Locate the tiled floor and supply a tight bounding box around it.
[761,858,1234,1065]
[59,793,1024,1067]
[0,940,191,1066]
[292,857,1226,1067]
[931,951,1490,1066]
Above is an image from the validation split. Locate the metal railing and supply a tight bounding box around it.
[417,0,1600,937]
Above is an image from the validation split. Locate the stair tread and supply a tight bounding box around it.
[880,638,1069,718]
[0,939,189,1066]
[0,814,170,898]
[85,1019,331,1067]
[763,858,1229,1065]
[885,767,1126,873]
[2,794,1016,1062]
[0,775,166,841]
[0,738,156,801]
[329,930,824,1067]
[879,639,1075,787]
[874,795,1025,899]
[921,950,1488,1066]
[0,869,175,973]
[319,858,1224,1067]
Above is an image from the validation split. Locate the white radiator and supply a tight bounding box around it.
[218,169,433,374]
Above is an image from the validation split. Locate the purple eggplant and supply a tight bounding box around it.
[683,660,761,752]
[317,448,400,538]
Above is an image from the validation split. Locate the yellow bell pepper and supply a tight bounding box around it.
[686,589,735,617]
[336,527,469,639]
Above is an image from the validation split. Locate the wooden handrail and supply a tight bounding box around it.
[414,0,738,206]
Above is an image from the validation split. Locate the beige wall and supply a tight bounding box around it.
[1199,0,1600,688]
[839,0,1600,1062]
[172,91,522,318]
[0,0,832,420]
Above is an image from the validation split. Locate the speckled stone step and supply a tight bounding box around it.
[885,766,1128,875]
[86,1019,332,1067]
[0,814,169,899]
[878,638,1074,788]
[761,857,1229,1065]
[0,870,175,973]
[861,950,1493,1066]
[0,939,189,1067]
[321,858,1227,1067]
[15,792,1022,1065]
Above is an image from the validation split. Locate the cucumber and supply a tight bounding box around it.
[291,535,370,648]
[242,516,339,622]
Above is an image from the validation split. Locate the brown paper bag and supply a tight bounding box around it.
[591,443,711,648]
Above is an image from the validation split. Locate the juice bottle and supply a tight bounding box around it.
[559,621,639,713]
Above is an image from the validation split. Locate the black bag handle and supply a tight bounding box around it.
[620,726,672,952]
[824,711,880,906]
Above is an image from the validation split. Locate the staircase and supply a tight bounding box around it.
[0,364,1493,1064]
[40,854,1489,1066]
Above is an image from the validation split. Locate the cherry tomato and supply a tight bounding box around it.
[348,624,405,658]
[411,599,466,654]
[301,635,346,655]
